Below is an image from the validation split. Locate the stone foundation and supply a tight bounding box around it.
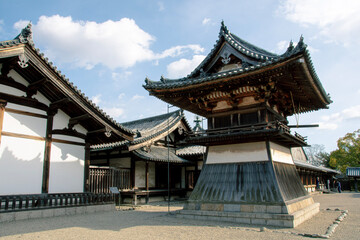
[0,204,115,223]
[177,196,319,228]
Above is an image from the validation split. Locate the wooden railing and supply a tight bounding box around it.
[0,192,113,213]
[187,120,306,142]
[89,166,131,194]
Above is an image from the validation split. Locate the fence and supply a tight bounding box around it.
[0,192,113,213]
[89,166,131,193]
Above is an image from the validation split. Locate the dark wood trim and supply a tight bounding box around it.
[131,158,135,188]
[42,112,54,193]
[0,75,28,92]
[52,138,86,146]
[0,100,7,146]
[49,98,71,111]
[0,92,49,111]
[84,143,90,192]
[1,131,45,141]
[146,161,149,202]
[68,113,90,128]
[90,152,131,160]
[51,129,87,139]
[5,107,48,119]
[27,77,48,91]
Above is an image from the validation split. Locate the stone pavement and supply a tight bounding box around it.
[0,192,358,240]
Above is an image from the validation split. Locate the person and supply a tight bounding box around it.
[327,179,330,190]
[337,181,342,193]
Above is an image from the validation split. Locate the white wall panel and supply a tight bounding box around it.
[270,142,294,165]
[8,69,29,86]
[53,110,70,130]
[0,136,44,195]
[135,161,145,188]
[6,103,47,115]
[206,142,268,164]
[3,111,47,137]
[0,84,25,97]
[48,142,85,193]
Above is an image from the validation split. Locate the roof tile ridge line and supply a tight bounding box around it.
[131,112,182,144]
[185,22,226,79]
[121,109,181,127]
[227,31,278,58]
[10,24,135,136]
[133,147,189,163]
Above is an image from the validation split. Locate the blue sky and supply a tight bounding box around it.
[1,0,359,152]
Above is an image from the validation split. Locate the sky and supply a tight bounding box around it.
[0,0,359,153]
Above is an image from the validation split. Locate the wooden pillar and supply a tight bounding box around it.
[130,158,135,188]
[41,110,56,193]
[0,100,7,146]
[146,161,149,203]
[84,143,91,192]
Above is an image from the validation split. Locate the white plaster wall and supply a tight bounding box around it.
[8,69,29,86]
[52,134,85,143]
[270,142,294,165]
[73,124,87,135]
[3,111,47,137]
[48,142,85,193]
[34,92,51,106]
[6,103,47,115]
[134,161,155,188]
[206,142,268,164]
[0,84,25,97]
[291,147,307,162]
[0,136,44,194]
[53,110,71,130]
[135,161,145,188]
[110,158,131,168]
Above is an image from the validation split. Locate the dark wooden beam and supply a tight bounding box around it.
[0,100,7,146]
[49,98,71,110]
[288,124,319,128]
[0,92,48,111]
[26,77,48,97]
[0,75,28,92]
[42,111,55,193]
[68,113,91,129]
[51,129,87,140]
[84,143,90,192]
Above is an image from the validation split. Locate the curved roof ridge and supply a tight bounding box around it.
[1,24,136,137]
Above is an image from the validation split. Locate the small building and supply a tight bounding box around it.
[0,23,134,196]
[90,110,195,204]
[346,167,360,192]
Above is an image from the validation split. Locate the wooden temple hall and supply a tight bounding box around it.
[144,22,333,227]
[0,22,339,227]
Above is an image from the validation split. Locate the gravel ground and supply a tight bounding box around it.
[0,192,358,240]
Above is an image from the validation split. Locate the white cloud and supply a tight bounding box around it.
[131,94,145,101]
[112,71,132,81]
[118,93,126,100]
[13,20,29,31]
[202,18,211,25]
[158,2,165,11]
[24,15,204,70]
[276,40,288,53]
[318,105,360,130]
[167,55,206,79]
[103,107,124,118]
[278,0,360,46]
[91,94,102,105]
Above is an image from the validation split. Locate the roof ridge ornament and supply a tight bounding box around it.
[220,20,229,35]
[15,22,33,45]
[297,35,306,50]
[287,40,294,52]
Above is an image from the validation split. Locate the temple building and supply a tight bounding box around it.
[89,110,196,204]
[0,23,135,196]
[144,22,332,227]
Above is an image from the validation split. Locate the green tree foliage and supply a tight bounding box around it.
[330,129,360,173]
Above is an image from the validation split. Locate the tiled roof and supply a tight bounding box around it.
[294,160,341,175]
[133,146,190,163]
[143,22,331,106]
[91,109,192,149]
[176,145,206,156]
[0,23,135,137]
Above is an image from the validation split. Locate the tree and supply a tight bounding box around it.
[330,129,360,173]
[303,144,331,167]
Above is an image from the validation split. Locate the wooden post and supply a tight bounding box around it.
[146,161,149,203]
[130,158,135,188]
[0,100,7,146]
[84,143,90,192]
[42,109,56,193]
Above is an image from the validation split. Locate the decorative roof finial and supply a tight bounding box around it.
[297,35,306,49]
[15,22,33,45]
[220,20,229,35]
[160,75,166,83]
[287,40,294,52]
